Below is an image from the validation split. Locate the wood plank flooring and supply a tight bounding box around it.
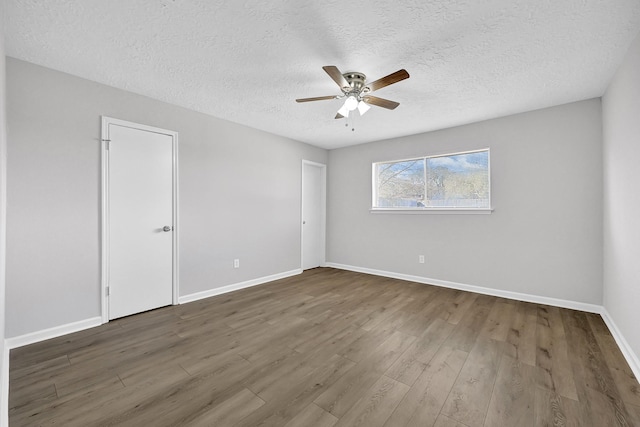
[9,268,640,426]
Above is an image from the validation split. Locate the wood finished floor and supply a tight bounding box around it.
[10,268,640,426]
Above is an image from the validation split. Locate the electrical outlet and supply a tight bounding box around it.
[234,259,240,268]
[419,255,425,264]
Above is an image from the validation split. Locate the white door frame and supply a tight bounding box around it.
[100,116,179,323]
[301,160,327,269]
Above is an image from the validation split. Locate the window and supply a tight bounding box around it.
[372,149,490,210]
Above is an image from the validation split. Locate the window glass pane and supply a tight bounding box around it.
[426,151,489,208]
[375,159,425,207]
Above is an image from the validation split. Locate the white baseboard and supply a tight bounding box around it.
[600,307,640,382]
[325,263,602,313]
[5,317,103,350]
[178,269,303,304]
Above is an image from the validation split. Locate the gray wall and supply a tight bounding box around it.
[1,3,8,424]
[327,99,603,304]
[603,31,640,363]
[6,58,327,338]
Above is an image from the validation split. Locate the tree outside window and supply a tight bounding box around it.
[373,150,490,209]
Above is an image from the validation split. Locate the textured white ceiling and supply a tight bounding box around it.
[5,0,640,149]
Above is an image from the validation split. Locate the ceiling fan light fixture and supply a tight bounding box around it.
[344,95,358,111]
[337,104,350,118]
[357,101,370,116]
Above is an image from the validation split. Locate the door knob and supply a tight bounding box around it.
[163,226,172,232]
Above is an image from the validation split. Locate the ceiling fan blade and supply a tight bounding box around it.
[362,96,400,110]
[335,113,344,119]
[296,95,337,103]
[366,69,410,92]
[323,66,351,90]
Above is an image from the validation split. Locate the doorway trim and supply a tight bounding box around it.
[100,116,179,323]
[301,160,327,270]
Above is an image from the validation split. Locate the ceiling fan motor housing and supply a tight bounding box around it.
[342,72,369,94]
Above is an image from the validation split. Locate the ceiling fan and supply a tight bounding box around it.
[296,66,410,119]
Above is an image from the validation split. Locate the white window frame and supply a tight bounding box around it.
[371,148,492,214]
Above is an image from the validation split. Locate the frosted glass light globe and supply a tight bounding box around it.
[344,96,358,111]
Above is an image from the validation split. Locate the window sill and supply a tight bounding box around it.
[370,208,493,215]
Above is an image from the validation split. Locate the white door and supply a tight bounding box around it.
[104,119,176,320]
[302,161,326,270]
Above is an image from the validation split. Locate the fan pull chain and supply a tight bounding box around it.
[346,109,359,132]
